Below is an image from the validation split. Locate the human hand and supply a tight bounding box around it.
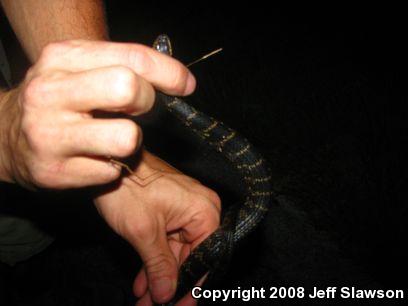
[94,150,221,305]
[0,40,195,189]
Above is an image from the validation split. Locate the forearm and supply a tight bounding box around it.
[0,0,108,62]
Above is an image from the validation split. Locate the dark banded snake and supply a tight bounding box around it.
[152,34,273,305]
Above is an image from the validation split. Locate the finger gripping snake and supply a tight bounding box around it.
[153,35,273,305]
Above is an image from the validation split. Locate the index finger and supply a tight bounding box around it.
[38,40,196,96]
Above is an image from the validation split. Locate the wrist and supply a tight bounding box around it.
[0,89,13,182]
[138,149,179,174]
[106,149,179,188]
[0,88,22,184]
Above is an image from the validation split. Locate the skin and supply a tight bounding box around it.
[0,1,220,305]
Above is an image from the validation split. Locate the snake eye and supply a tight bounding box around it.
[153,34,173,56]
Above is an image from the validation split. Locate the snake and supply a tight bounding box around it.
[152,35,273,305]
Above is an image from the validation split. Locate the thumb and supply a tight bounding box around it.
[134,228,178,304]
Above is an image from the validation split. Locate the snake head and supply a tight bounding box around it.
[153,34,173,56]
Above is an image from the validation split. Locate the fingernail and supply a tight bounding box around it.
[184,73,196,95]
[152,277,174,301]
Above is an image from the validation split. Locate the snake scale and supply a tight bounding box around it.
[152,35,273,305]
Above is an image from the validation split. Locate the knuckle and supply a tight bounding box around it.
[23,120,58,155]
[30,161,65,189]
[111,67,139,106]
[192,195,221,228]
[38,40,84,68]
[41,42,60,58]
[40,42,67,61]
[22,122,45,153]
[200,211,220,234]
[41,40,79,57]
[25,67,37,80]
[128,45,152,75]
[30,169,48,187]
[205,203,221,228]
[31,169,52,188]
[190,195,206,211]
[144,253,175,277]
[189,209,219,238]
[113,121,141,157]
[207,189,222,210]
[23,131,66,188]
[22,77,49,107]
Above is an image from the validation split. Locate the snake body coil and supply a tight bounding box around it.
[154,35,273,304]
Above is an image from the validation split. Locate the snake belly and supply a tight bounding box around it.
[153,35,273,305]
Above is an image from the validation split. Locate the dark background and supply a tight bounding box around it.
[1,2,408,305]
